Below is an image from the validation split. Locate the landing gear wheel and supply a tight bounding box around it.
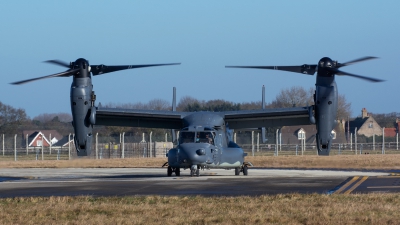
[243,165,248,176]
[196,169,200,177]
[175,168,180,176]
[235,167,240,175]
[167,166,172,176]
[190,169,195,177]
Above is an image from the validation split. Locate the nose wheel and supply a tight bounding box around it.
[190,165,200,177]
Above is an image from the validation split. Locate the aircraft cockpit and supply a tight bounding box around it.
[179,131,216,145]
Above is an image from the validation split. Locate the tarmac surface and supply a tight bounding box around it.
[0,168,398,197]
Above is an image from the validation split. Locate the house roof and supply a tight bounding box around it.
[347,117,368,132]
[52,136,74,147]
[25,131,50,146]
[22,130,63,141]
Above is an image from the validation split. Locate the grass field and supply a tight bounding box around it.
[1,155,399,224]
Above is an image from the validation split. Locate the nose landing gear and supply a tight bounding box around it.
[190,165,200,177]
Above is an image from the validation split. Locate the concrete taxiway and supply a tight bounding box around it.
[0,168,397,197]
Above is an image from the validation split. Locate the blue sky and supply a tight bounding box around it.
[1,1,398,118]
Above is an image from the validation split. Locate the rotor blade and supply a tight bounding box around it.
[10,68,79,85]
[91,63,181,76]
[43,60,70,68]
[327,68,384,82]
[225,65,317,75]
[337,56,378,68]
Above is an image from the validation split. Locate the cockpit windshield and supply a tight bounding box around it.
[179,131,215,145]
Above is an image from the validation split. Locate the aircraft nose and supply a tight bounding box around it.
[180,143,211,165]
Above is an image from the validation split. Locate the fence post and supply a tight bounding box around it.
[251,131,254,156]
[373,133,375,151]
[295,145,298,156]
[96,133,98,159]
[2,134,4,156]
[122,132,125,159]
[41,140,44,160]
[279,130,282,151]
[354,128,357,155]
[26,134,29,155]
[397,133,398,150]
[275,129,278,156]
[257,133,259,152]
[49,133,52,155]
[234,132,236,143]
[382,127,385,154]
[14,134,17,161]
[350,133,353,151]
[68,133,71,160]
[150,132,152,158]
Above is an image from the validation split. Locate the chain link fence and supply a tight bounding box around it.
[0,132,398,161]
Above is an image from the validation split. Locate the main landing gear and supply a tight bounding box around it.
[235,162,252,176]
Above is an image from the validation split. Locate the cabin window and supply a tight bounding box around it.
[36,140,43,146]
[179,132,195,143]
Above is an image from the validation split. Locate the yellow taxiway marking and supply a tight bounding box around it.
[344,176,368,194]
[334,176,359,194]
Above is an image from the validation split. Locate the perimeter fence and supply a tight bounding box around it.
[0,132,398,161]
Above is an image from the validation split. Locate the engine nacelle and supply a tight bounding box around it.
[314,84,337,155]
[71,77,94,156]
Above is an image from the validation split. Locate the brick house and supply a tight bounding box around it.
[346,108,382,137]
[22,130,63,147]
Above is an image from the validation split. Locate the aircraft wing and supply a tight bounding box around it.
[95,108,190,129]
[223,106,314,129]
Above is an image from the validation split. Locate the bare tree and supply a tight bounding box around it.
[270,86,313,108]
[33,113,72,123]
[147,99,170,110]
[337,94,352,120]
[271,86,352,120]
[177,96,201,111]
[0,102,28,135]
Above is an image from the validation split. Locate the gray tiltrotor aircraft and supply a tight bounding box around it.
[226,56,384,154]
[12,56,382,176]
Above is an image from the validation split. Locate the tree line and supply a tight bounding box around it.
[0,86,396,142]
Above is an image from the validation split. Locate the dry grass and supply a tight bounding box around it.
[1,194,400,225]
[0,154,400,170]
[2,155,400,224]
